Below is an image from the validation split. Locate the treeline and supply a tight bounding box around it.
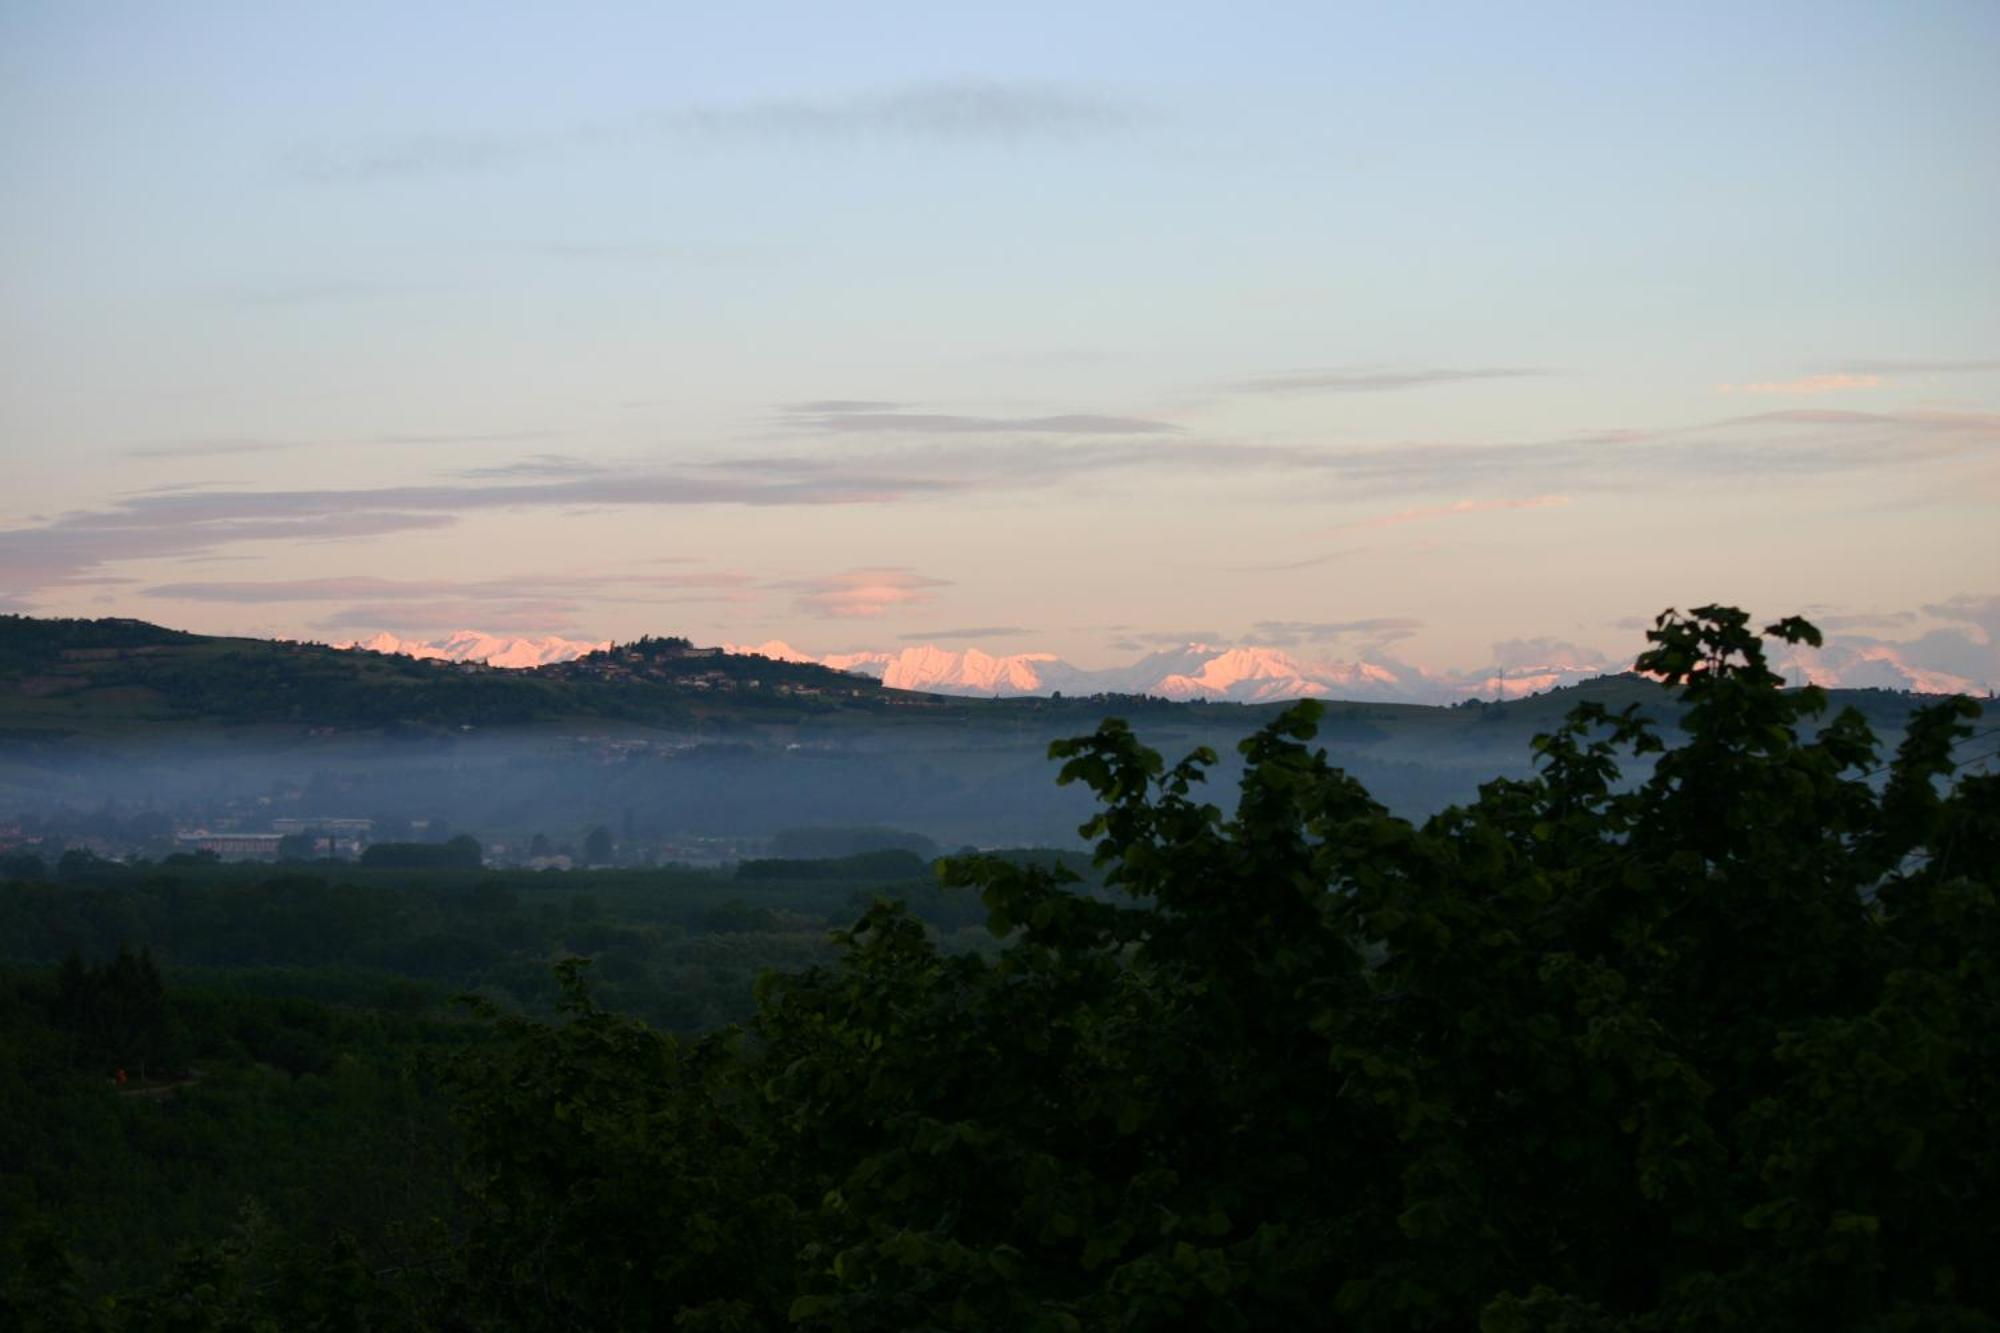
[48,948,173,1079]
[0,960,467,1296]
[0,850,962,1308]
[358,836,484,870]
[0,855,948,1032]
[3,608,1997,1330]
[0,615,193,676]
[737,849,931,881]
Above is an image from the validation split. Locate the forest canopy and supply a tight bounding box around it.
[5,606,1996,1331]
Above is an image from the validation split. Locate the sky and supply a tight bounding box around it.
[3,1,1997,678]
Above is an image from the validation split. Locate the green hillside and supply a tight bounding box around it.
[0,613,1952,755]
[0,614,885,740]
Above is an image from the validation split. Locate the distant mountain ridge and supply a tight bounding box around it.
[724,639,1619,704]
[338,629,611,669]
[0,615,1972,772]
[342,627,1991,704]
[722,636,1988,704]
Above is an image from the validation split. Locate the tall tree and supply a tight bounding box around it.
[435,607,1997,1331]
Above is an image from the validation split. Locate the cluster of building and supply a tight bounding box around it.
[546,643,874,701]
[173,815,380,860]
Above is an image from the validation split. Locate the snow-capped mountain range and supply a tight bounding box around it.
[729,638,1989,703]
[338,631,1990,703]
[726,640,1614,705]
[337,630,611,669]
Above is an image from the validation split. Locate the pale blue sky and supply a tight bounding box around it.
[3,1,1996,675]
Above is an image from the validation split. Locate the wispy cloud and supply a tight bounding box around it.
[1329,495,1571,532]
[783,405,1178,435]
[896,625,1030,641]
[1235,365,1547,394]
[121,439,292,460]
[1720,373,1881,395]
[677,80,1138,141]
[0,467,953,603]
[1252,617,1424,640]
[286,80,1142,184]
[374,429,562,446]
[784,399,905,415]
[141,571,749,604]
[125,429,560,460]
[458,454,607,479]
[782,567,950,619]
[1249,617,1424,649]
[136,569,754,638]
[2,511,458,605]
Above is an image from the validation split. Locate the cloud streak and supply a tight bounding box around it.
[123,428,563,460]
[133,569,757,637]
[784,406,1178,435]
[0,468,954,604]
[121,439,293,460]
[457,454,608,479]
[287,80,1142,183]
[896,625,1030,641]
[784,399,905,415]
[676,80,1138,142]
[1249,617,1424,648]
[142,571,750,604]
[1235,366,1547,394]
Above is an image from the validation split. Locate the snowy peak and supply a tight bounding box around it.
[822,650,896,675]
[880,645,1067,694]
[727,639,1432,702]
[338,630,610,668]
[1092,644,1424,703]
[727,642,1072,693]
[1144,647,1325,701]
[1773,643,1985,697]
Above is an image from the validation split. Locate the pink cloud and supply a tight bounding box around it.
[783,567,950,619]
